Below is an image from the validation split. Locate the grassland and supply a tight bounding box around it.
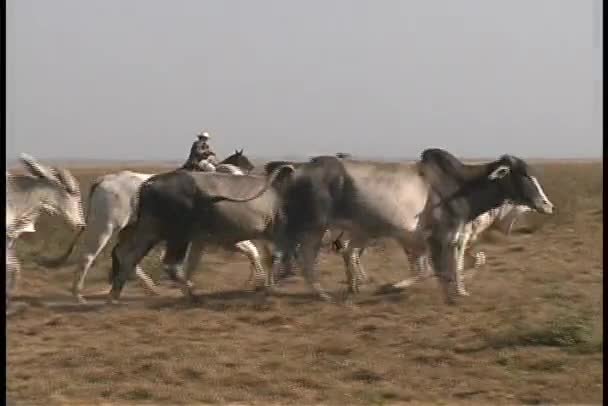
[6,161,603,405]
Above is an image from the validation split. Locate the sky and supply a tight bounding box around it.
[5,0,603,161]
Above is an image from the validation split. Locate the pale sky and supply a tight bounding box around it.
[5,0,603,161]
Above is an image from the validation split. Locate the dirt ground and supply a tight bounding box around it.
[6,161,603,405]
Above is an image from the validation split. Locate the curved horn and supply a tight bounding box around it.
[19,153,56,181]
[52,168,79,194]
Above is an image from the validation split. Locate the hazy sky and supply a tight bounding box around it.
[6,0,603,161]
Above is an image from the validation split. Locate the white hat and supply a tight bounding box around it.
[197,130,211,139]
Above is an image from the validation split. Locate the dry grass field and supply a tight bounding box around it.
[6,161,603,405]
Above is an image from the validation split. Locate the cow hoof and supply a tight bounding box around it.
[375,283,405,295]
[277,271,297,282]
[107,289,123,305]
[444,295,458,305]
[183,294,200,304]
[252,284,267,293]
[263,285,279,296]
[341,293,355,305]
[181,291,195,302]
[74,295,87,305]
[390,278,420,290]
[318,292,334,303]
[145,287,161,297]
[6,302,28,317]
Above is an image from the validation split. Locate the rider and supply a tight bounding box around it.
[182,130,218,171]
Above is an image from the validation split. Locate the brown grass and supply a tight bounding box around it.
[7,161,603,405]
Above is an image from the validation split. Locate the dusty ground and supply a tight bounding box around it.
[6,161,603,405]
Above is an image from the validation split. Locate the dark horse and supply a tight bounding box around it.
[181,149,255,174]
[218,149,255,173]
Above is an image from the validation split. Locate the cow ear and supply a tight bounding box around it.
[488,165,511,180]
[19,153,56,181]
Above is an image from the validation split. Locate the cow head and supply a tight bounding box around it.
[335,152,352,159]
[220,149,255,174]
[19,154,86,228]
[487,155,554,215]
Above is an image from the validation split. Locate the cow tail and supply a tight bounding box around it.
[35,177,103,268]
[211,165,295,203]
[110,244,120,285]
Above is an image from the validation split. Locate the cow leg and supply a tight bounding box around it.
[71,224,114,303]
[340,234,369,295]
[340,240,369,285]
[355,246,368,282]
[163,238,195,300]
[259,241,275,279]
[171,240,206,301]
[268,239,297,288]
[6,241,19,311]
[345,247,364,294]
[391,253,432,289]
[454,229,470,297]
[276,241,298,281]
[6,238,22,293]
[351,245,368,283]
[134,265,160,296]
[234,240,266,290]
[341,243,357,294]
[108,225,159,303]
[428,232,458,305]
[462,248,486,281]
[299,231,332,302]
[6,239,20,293]
[389,235,433,289]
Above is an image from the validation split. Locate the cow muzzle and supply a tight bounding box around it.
[534,200,555,215]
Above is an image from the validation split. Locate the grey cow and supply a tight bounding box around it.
[245,150,554,304]
[40,152,265,304]
[107,165,293,303]
[6,154,86,310]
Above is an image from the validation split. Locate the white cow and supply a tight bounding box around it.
[41,163,265,303]
[392,202,531,292]
[6,154,86,309]
[331,202,531,293]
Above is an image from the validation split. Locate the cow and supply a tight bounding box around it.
[6,154,86,310]
[243,150,553,304]
[261,152,355,279]
[38,150,261,304]
[106,164,294,303]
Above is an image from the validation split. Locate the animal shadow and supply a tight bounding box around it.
[9,292,148,313]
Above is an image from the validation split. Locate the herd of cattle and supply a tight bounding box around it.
[6,148,555,313]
